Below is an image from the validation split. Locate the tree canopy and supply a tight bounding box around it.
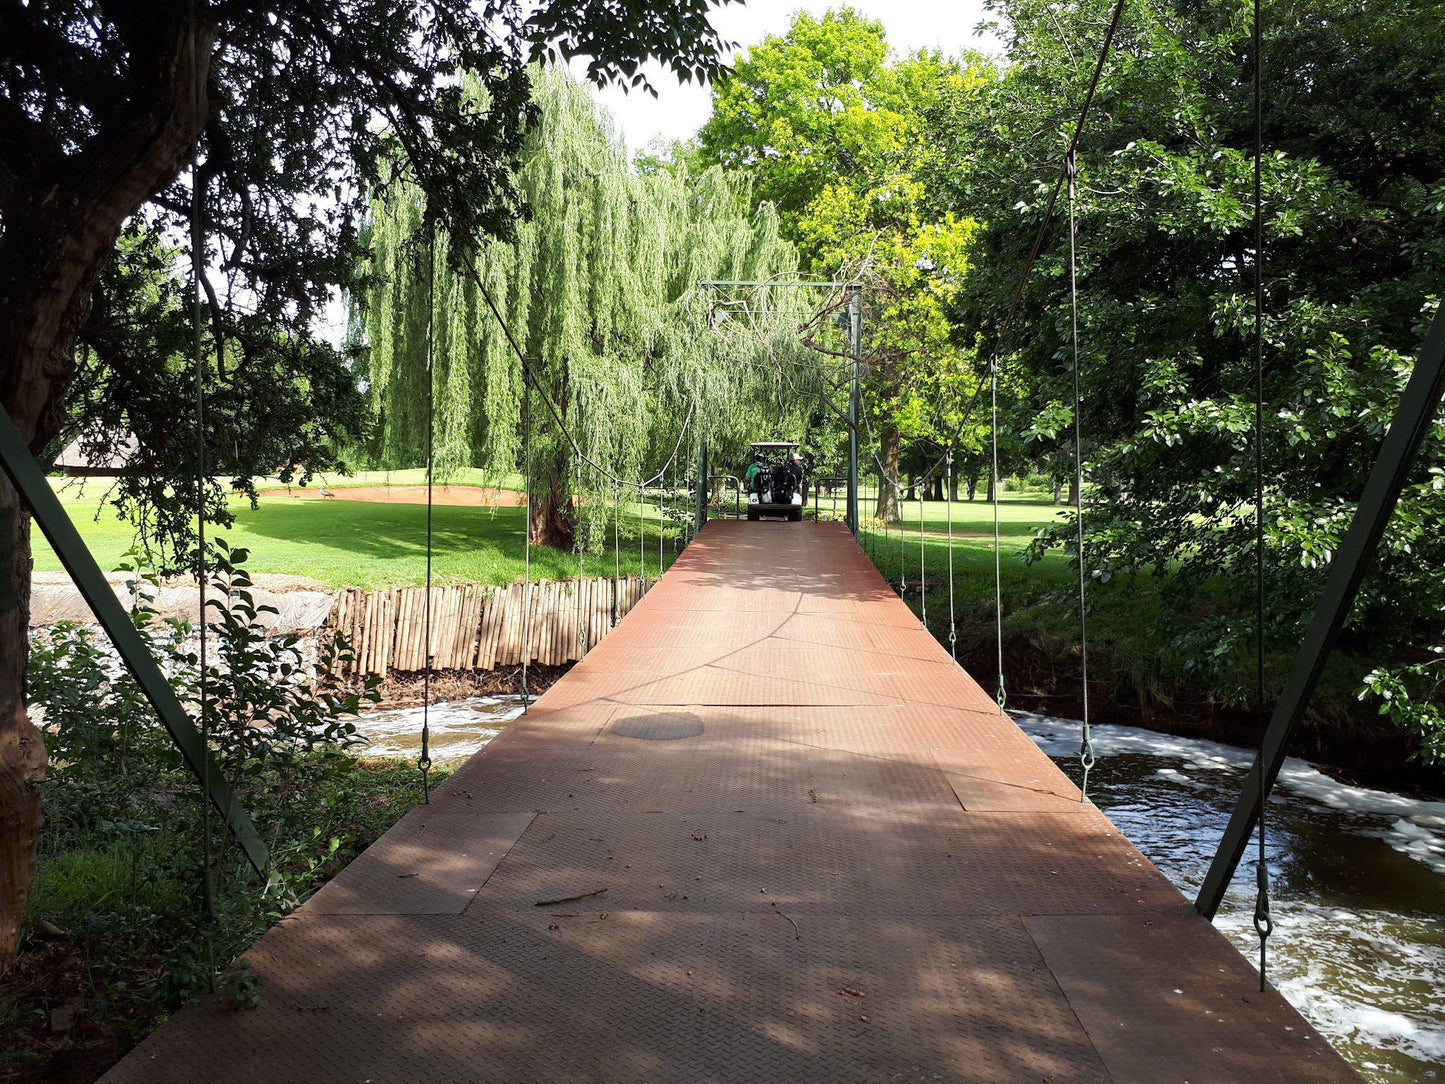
[0,0,739,955]
[700,10,997,519]
[361,67,824,547]
[927,0,1445,719]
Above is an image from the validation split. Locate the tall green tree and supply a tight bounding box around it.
[933,0,1445,739]
[362,68,820,549]
[0,0,737,956]
[700,9,995,521]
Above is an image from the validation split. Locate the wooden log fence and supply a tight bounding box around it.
[329,576,650,677]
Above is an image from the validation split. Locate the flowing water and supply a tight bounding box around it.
[356,697,1444,1082]
[1017,712,1445,1083]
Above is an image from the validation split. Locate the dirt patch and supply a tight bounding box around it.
[31,571,330,592]
[374,662,572,706]
[266,484,525,507]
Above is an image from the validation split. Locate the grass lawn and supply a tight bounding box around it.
[36,479,679,589]
[34,474,1385,746]
[35,478,1068,592]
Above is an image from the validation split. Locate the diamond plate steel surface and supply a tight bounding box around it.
[1027,912,1362,1083]
[100,521,1358,1083]
[306,810,534,914]
[106,912,1111,1084]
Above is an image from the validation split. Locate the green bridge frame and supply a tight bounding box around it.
[1196,304,1445,918]
[0,405,268,877]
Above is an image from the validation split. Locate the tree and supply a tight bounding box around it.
[934,0,1445,728]
[699,9,996,522]
[0,0,738,956]
[362,68,821,550]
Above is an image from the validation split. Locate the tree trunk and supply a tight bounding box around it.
[1053,479,1063,504]
[966,468,980,501]
[904,477,916,502]
[0,481,44,958]
[875,423,901,524]
[530,477,576,551]
[1068,476,1081,507]
[986,472,997,503]
[930,475,944,502]
[0,17,213,956]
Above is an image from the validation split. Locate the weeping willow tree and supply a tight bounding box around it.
[361,66,822,549]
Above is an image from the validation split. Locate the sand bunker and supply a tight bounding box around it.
[269,484,525,507]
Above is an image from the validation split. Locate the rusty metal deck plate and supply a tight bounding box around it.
[102,521,1358,1083]
[306,809,534,914]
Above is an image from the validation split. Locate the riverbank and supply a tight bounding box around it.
[953,635,1444,800]
[9,756,447,1084]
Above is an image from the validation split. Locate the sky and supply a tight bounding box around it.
[581,0,1004,155]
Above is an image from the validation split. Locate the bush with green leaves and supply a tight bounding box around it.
[926,0,1445,759]
[23,541,392,1036]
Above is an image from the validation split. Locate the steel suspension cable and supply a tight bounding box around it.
[1250,0,1273,990]
[991,357,1007,709]
[612,480,621,625]
[881,496,890,579]
[577,455,587,658]
[896,483,906,593]
[946,450,958,661]
[419,227,436,800]
[1066,154,1095,802]
[186,10,216,983]
[520,373,533,711]
[918,492,927,628]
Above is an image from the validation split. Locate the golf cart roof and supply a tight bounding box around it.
[750,441,798,450]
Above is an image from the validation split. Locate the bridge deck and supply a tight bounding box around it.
[104,521,1357,1083]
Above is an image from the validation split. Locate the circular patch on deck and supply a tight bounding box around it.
[611,711,705,741]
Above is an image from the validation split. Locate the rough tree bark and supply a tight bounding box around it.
[875,422,901,524]
[530,476,577,552]
[0,18,213,955]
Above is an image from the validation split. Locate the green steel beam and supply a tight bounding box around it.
[696,436,709,533]
[1196,304,1445,919]
[0,404,268,877]
[847,287,862,537]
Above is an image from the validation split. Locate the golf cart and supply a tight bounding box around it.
[744,441,807,522]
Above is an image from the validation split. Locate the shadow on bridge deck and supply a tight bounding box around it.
[102,521,1359,1083]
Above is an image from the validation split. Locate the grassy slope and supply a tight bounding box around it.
[36,479,673,589]
[32,475,1426,780]
[26,479,1355,711]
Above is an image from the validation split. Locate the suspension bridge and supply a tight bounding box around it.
[3,0,1439,1076]
[95,520,1359,1083]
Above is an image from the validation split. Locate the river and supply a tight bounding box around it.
[356,699,1445,1082]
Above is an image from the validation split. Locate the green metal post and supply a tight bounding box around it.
[1196,303,1445,919]
[847,287,861,536]
[0,405,268,877]
[695,436,708,534]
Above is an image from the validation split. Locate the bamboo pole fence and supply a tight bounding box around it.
[329,576,649,677]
